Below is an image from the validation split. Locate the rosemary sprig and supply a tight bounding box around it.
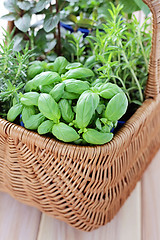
[0,28,34,118]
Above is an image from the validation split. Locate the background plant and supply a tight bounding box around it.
[2,0,150,61]
[64,0,150,30]
[2,0,71,59]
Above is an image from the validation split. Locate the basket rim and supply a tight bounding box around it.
[0,97,157,153]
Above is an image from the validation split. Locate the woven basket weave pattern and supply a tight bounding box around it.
[0,0,160,232]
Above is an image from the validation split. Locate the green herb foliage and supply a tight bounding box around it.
[6,56,128,145]
[0,29,33,117]
[86,4,151,106]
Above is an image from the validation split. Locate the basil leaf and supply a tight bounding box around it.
[105,93,128,122]
[38,93,61,122]
[52,122,80,142]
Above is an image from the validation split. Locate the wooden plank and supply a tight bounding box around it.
[0,192,41,240]
[142,149,160,240]
[37,183,141,240]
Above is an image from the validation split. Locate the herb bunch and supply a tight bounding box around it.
[0,29,33,118]
[86,4,152,108]
[7,57,128,145]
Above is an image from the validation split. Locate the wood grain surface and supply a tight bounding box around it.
[0,192,41,240]
[142,151,160,240]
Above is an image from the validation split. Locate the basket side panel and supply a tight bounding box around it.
[0,96,160,231]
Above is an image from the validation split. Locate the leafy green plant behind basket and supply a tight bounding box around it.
[2,0,71,58]
[65,0,150,30]
[67,0,150,16]
[2,0,150,61]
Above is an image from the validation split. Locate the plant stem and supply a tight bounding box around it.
[15,62,22,80]
[123,50,143,102]
[76,42,79,61]
[111,74,131,103]
[119,41,143,102]
[30,29,35,61]
[55,0,61,56]
[138,31,148,70]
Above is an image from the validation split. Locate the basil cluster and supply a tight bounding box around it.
[7,57,128,145]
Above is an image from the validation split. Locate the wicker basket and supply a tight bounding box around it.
[0,0,160,232]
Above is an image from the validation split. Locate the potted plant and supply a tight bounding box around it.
[0,0,159,232]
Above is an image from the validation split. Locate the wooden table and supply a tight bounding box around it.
[0,149,159,240]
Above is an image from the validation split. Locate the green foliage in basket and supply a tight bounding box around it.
[84,4,152,107]
[0,29,34,118]
[7,57,128,145]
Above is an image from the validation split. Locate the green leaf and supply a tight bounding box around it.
[44,13,60,33]
[38,93,61,122]
[99,83,123,99]
[66,63,82,70]
[27,61,45,79]
[75,91,99,129]
[58,99,74,123]
[119,0,140,14]
[133,0,150,15]
[24,113,45,130]
[39,84,55,93]
[34,0,51,13]
[64,79,90,94]
[22,106,36,123]
[49,82,65,102]
[82,129,113,145]
[68,14,78,24]
[35,29,47,51]
[1,13,17,21]
[52,122,80,142]
[14,14,31,33]
[45,39,56,52]
[105,93,128,122]
[17,1,32,11]
[20,92,40,106]
[25,72,61,91]
[64,68,94,79]
[4,0,19,13]
[131,100,142,106]
[50,56,69,74]
[13,33,24,51]
[7,103,23,122]
[77,18,94,28]
[62,91,79,100]
[38,120,54,134]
